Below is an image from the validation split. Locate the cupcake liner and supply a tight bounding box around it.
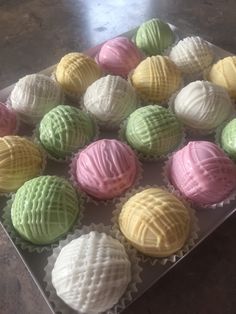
[32,116,100,163]
[168,90,236,137]
[2,192,85,253]
[162,155,236,209]
[43,223,142,314]
[68,144,143,206]
[111,185,199,266]
[118,118,186,162]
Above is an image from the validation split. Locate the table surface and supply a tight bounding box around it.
[1,1,236,314]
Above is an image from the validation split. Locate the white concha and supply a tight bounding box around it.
[52,231,131,313]
[169,36,214,75]
[173,81,233,131]
[9,74,64,124]
[83,75,139,129]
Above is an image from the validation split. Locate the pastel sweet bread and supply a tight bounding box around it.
[135,18,175,56]
[96,37,143,78]
[125,105,183,157]
[38,105,96,159]
[169,36,214,75]
[72,139,139,200]
[220,118,236,160]
[208,56,236,100]
[11,176,79,245]
[118,187,191,257]
[173,81,233,132]
[168,141,236,205]
[130,55,182,102]
[52,231,131,313]
[9,74,64,124]
[55,52,102,97]
[0,136,44,193]
[83,75,138,129]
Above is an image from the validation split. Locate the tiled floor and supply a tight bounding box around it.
[0,1,236,313]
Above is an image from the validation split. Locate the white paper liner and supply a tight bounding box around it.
[118,117,186,162]
[68,143,143,206]
[32,116,100,163]
[215,118,236,161]
[111,185,199,266]
[2,191,85,253]
[0,136,47,197]
[168,89,236,136]
[162,154,236,209]
[43,223,142,314]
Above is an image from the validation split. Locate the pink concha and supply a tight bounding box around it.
[75,139,139,200]
[168,141,236,205]
[96,36,143,78]
[0,102,18,136]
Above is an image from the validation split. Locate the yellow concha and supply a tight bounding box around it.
[118,187,190,257]
[0,136,44,193]
[55,52,102,96]
[130,56,182,102]
[208,56,236,99]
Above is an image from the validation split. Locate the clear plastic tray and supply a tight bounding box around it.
[0,26,235,314]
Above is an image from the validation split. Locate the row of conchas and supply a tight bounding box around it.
[0,17,236,314]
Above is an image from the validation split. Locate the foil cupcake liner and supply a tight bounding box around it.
[111,185,199,266]
[32,116,100,163]
[162,154,236,209]
[43,223,142,314]
[68,143,143,206]
[168,90,236,137]
[118,118,186,162]
[2,192,85,253]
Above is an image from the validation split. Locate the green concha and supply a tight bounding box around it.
[125,105,183,156]
[11,175,80,245]
[39,105,95,158]
[221,118,236,160]
[135,18,175,56]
